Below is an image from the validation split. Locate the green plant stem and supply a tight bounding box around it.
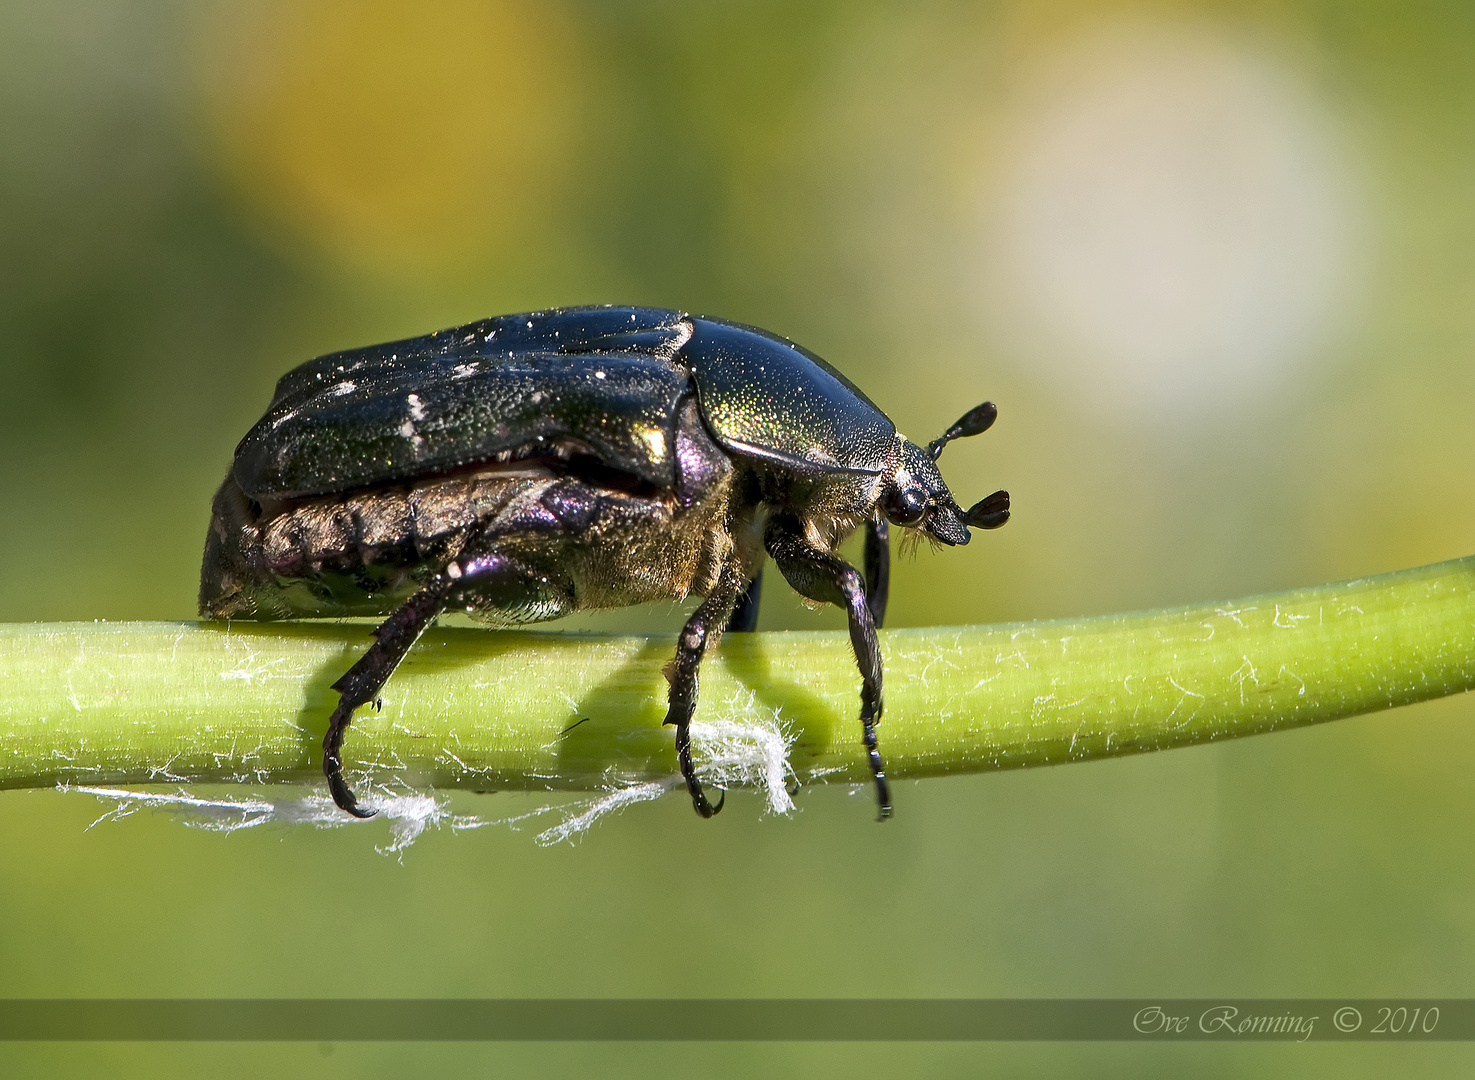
[2,555,1473,795]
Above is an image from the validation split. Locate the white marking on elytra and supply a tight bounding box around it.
[332,381,356,396]
[406,394,426,421]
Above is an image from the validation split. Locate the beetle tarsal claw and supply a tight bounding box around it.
[693,787,726,819]
[327,771,378,820]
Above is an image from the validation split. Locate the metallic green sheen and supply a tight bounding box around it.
[684,317,897,475]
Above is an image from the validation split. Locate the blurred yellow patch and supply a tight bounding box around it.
[193,0,586,274]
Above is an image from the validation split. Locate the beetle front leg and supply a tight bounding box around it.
[665,563,744,818]
[765,515,891,819]
[863,516,889,629]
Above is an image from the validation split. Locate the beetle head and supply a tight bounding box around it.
[881,402,1010,546]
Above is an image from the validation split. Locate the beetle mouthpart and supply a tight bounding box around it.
[924,501,971,546]
[926,401,998,461]
[963,489,1010,530]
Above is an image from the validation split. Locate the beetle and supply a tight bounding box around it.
[200,306,1009,820]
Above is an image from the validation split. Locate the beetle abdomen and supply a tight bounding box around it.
[200,467,545,619]
[201,456,741,623]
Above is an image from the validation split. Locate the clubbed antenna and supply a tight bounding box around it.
[927,401,997,461]
[963,489,1010,530]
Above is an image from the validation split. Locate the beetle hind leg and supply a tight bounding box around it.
[323,548,553,817]
[665,564,744,817]
[324,583,450,818]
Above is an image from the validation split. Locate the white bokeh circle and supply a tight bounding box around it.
[980,23,1360,421]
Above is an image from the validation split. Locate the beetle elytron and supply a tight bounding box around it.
[200,307,1009,819]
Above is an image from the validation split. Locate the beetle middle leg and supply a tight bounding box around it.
[323,548,550,818]
[665,563,744,818]
[765,514,891,819]
[725,569,763,633]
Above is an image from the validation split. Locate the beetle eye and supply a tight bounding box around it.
[884,486,928,527]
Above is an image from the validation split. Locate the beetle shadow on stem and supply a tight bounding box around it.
[708,634,853,784]
[284,623,853,799]
[546,637,675,787]
[294,626,678,796]
[543,633,855,796]
[201,622,370,781]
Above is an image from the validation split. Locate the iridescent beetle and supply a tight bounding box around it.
[200,307,1009,819]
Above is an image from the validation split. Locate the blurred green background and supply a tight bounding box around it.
[2,0,1475,1074]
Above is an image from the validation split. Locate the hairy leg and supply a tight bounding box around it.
[323,549,550,817]
[725,569,763,633]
